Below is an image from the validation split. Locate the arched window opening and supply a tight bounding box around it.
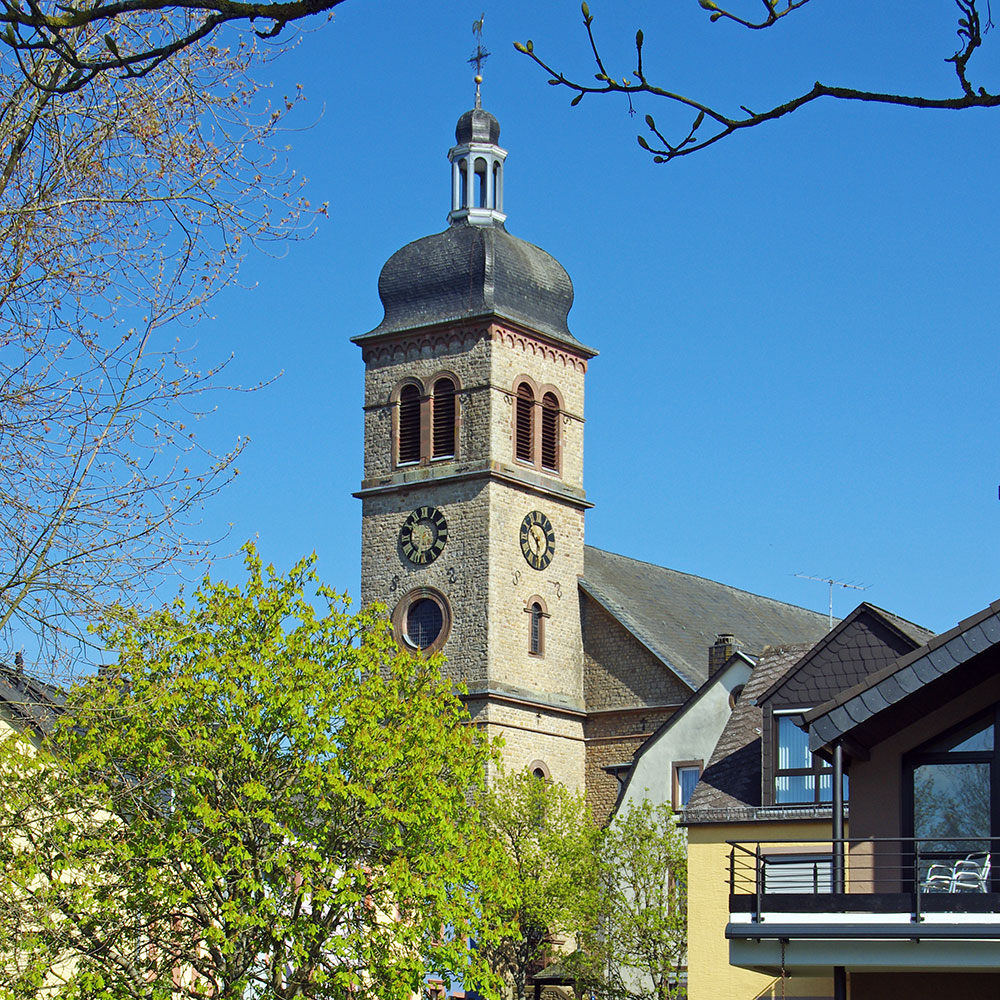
[541,393,559,472]
[493,161,502,212]
[432,377,456,459]
[459,158,469,208]
[515,383,534,462]
[398,384,421,464]
[529,601,544,655]
[474,157,488,208]
[528,759,551,781]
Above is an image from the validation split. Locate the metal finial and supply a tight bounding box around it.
[469,13,489,109]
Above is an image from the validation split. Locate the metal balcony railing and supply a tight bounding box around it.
[727,837,1000,923]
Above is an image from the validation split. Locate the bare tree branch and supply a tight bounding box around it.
[516,0,999,163]
[0,0,350,92]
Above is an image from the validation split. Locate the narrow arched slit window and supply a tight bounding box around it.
[529,601,544,656]
[475,157,488,208]
[493,161,502,212]
[432,377,456,459]
[541,393,559,472]
[458,158,469,209]
[398,384,421,464]
[515,382,534,463]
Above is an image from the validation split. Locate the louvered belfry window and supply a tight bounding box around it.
[398,384,421,464]
[432,377,456,458]
[516,382,534,462]
[541,393,559,471]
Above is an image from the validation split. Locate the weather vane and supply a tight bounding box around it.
[468,13,490,108]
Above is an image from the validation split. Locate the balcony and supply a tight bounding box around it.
[725,838,1000,975]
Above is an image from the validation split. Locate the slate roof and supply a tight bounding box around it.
[580,546,833,691]
[0,663,64,735]
[757,602,935,709]
[683,644,834,825]
[806,598,1000,756]
[354,220,594,353]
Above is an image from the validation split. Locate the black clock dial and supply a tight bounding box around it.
[400,506,449,565]
[519,510,555,571]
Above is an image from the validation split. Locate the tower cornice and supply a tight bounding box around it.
[354,318,597,368]
[353,461,594,510]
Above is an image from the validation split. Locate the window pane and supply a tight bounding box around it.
[405,598,443,649]
[914,762,990,852]
[776,774,815,804]
[778,716,812,770]
[678,766,700,806]
[925,716,994,753]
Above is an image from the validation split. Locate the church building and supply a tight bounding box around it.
[352,97,831,821]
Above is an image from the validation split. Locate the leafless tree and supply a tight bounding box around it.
[0,23,314,668]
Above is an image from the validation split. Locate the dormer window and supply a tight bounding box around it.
[774,713,845,805]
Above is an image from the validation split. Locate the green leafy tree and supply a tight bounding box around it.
[568,800,687,1000]
[0,545,507,1000]
[517,0,999,163]
[479,769,600,1000]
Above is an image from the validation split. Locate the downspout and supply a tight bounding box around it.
[832,740,847,1000]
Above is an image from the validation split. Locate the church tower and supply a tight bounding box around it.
[353,99,596,789]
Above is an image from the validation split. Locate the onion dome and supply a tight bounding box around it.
[456,108,500,145]
[354,106,591,352]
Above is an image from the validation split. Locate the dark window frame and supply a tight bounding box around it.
[903,704,1000,845]
[773,711,838,806]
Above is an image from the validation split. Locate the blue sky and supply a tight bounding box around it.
[189,1,1000,636]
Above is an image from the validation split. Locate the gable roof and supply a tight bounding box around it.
[614,649,756,812]
[757,602,935,708]
[581,546,833,690]
[0,663,65,735]
[682,643,835,824]
[806,598,1000,756]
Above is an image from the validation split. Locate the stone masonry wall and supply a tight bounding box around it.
[582,595,693,711]
[584,707,676,823]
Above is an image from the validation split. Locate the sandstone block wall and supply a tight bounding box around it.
[582,596,693,710]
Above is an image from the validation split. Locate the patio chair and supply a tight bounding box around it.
[953,852,991,892]
[921,862,956,892]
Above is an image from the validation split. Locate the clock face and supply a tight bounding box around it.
[520,511,555,571]
[400,506,448,565]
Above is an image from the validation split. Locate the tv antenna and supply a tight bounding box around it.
[795,574,869,630]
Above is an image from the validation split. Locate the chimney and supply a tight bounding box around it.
[709,633,739,675]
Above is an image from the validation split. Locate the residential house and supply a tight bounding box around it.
[726,597,1000,1000]
[683,603,934,1000]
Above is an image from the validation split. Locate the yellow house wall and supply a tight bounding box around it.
[686,821,836,1000]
